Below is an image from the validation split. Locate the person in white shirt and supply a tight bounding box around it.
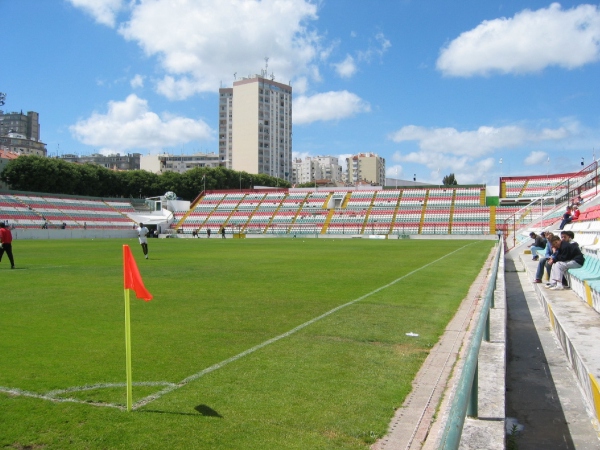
[137,222,150,259]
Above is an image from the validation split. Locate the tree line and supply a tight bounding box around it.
[0,156,291,200]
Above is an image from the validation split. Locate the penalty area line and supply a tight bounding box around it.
[0,381,176,410]
[133,242,477,410]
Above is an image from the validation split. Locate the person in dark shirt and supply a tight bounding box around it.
[545,234,584,290]
[528,231,546,261]
[559,206,572,229]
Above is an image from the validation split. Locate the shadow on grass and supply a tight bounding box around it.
[195,404,223,418]
[139,405,223,418]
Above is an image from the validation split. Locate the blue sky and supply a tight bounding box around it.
[2,0,599,186]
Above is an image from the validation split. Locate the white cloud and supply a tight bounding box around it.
[394,152,495,185]
[117,0,321,99]
[390,123,572,184]
[292,77,309,95]
[130,74,145,89]
[357,32,391,63]
[69,94,213,153]
[437,3,600,77]
[67,0,125,28]
[292,151,312,160]
[386,164,403,178]
[294,91,370,124]
[333,55,357,78]
[524,150,548,166]
[454,158,496,184]
[388,124,569,158]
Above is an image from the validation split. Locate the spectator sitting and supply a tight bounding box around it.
[528,231,546,261]
[571,206,580,222]
[558,206,572,230]
[533,231,554,283]
[545,233,584,290]
[558,230,578,284]
[562,230,577,245]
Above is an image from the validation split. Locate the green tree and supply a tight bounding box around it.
[442,173,458,186]
[0,156,291,199]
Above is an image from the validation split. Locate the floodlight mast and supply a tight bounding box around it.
[0,92,6,106]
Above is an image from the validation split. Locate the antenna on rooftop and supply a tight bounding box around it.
[0,92,5,106]
[264,57,269,77]
[233,72,237,80]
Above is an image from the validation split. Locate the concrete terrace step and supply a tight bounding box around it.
[520,255,600,427]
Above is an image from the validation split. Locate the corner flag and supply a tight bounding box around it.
[122,244,153,411]
[123,245,152,301]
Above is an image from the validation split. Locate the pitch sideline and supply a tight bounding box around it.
[0,241,481,410]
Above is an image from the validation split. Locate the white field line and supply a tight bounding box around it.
[1,242,478,410]
[132,242,477,410]
[0,381,173,410]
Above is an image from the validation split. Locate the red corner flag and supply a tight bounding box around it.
[123,245,153,301]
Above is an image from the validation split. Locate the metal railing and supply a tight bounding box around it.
[440,239,503,449]
[498,161,599,248]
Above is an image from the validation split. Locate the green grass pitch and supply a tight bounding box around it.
[0,238,495,449]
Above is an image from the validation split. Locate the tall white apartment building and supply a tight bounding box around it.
[292,156,343,184]
[219,75,293,181]
[314,156,343,182]
[292,157,322,184]
[346,153,386,185]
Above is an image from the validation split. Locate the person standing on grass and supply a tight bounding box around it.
[137,222,150,259]
[220,226,226,239]
[207,228,211,238]
[0,222,15,269]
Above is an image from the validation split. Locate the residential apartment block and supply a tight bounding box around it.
[0,110,47,157]
[292,156,343,185]
[60,153,141,170]
[219,74,292,181]
[346,153,386,186]
[141,152,220,174]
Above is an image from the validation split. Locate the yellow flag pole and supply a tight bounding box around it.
[124,288,133,412]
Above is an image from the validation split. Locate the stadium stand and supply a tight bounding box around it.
[518,238,600,429]
[3,162,597,242]
[502,174,600,434]
[167,185,498,237]
[0,192,137,229]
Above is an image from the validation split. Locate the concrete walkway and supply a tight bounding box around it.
[505,250,600,449]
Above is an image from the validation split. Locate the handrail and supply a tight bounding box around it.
[440,239,503,449]
[498,161,599,248]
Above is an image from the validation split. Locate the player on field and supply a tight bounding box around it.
[137,222,150,259]
[0,222,15,269]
